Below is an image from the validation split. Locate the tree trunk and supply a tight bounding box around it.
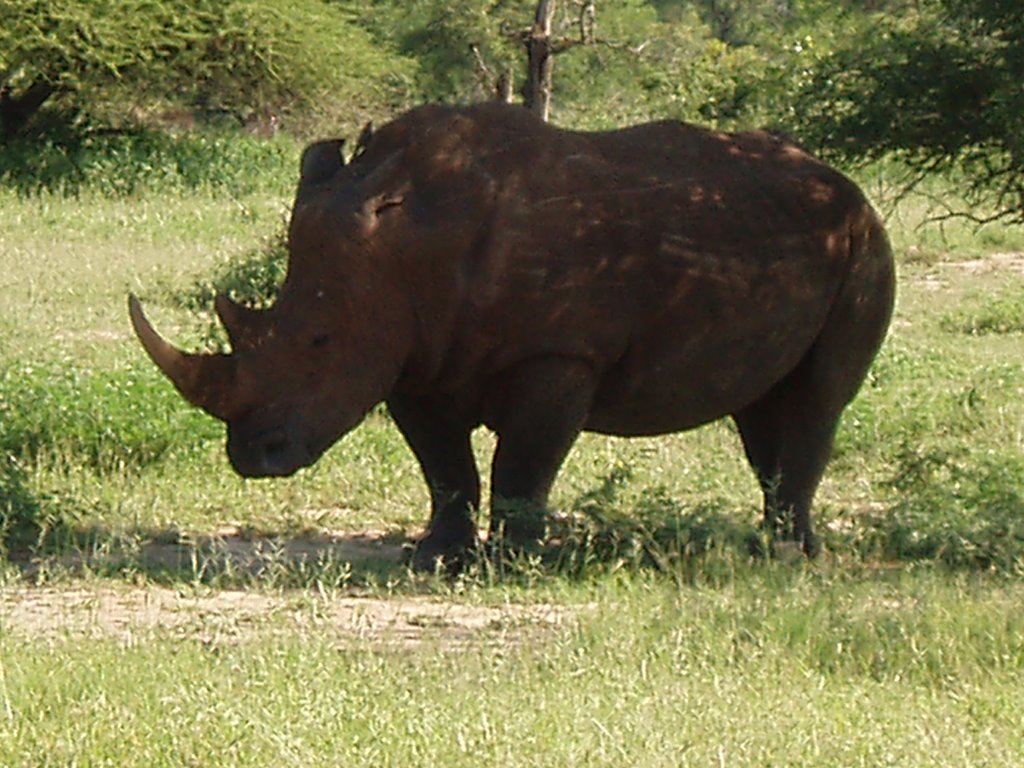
[524,0,556,122]
[0,81,56,139]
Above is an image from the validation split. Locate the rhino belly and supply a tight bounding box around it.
[583,327,817,437]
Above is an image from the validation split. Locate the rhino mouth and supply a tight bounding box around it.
[227,426,320,478]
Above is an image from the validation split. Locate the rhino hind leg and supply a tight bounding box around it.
[733,390,839,556]
[734,222,894,556]
[388,396,481,571]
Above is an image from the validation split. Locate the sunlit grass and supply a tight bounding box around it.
[1,571,1022,767]
[0,188,289,362]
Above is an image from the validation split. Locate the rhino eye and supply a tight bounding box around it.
[311,334,330,348]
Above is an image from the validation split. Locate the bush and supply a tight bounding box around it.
[0,360,219,472]
[941,293,1024,336]
[1,0,417,139]
[791,1,1024,223]
[181,228,289,313]
[838,445,1024,573]
[548,466,757,578]
[0,127,297,197]
[0,454,44,552]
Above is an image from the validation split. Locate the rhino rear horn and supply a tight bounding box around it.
[128,295,235,420]
[299,139,345,186]
[215,294,271,350]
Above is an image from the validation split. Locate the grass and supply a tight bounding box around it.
[2,133,1024,763]
[941,291,1024,336]
[1,571,1023,766]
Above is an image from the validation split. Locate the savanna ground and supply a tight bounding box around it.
[2,139,1024,765]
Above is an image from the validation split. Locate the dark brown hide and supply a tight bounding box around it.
[131,102,895,566]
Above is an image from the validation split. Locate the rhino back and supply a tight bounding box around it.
[353,104,883,434]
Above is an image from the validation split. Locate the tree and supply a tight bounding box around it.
[361,0,662,125]
[0,0,195,136]
[793,0,1024,223]
[524,0,558,119]
[520,0,603,121]
[0,0,415,138]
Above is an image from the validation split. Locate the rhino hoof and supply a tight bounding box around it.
[409,529,478,574]
[746,531,821,561]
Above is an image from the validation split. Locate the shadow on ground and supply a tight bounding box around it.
[2,467,765,587]
[3,526,411,588]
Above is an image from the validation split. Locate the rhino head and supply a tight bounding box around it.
[130,138,419,477]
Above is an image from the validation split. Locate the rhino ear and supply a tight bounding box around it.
[353,121,374,158]
[299,139,345,187]
[357,149,409,233]
[215,294,272,350]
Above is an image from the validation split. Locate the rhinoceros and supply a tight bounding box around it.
[130,102,894,568]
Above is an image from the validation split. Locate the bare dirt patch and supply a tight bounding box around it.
[3,533,574,648]
[906,250,1024,279]
[945,251,1024,274]
[0,583,574,648]
[135,527,408,576]
[903,251,1024,294]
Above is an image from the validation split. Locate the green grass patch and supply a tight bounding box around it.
[1,573,1022,766]
[941,292,1024,336]
[0,360,218,472]
[834,445,1024,572]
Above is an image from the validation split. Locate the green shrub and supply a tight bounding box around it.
[0,451,89,554]
[181,229,289,313]
[1,0,416,140]
[0,128,297,197]
[548,466,757,578]
[0,454,43,552]
[0,360,218,472]
[839,445,1024,573]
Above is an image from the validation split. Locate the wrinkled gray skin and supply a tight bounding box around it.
[131,102,895,570]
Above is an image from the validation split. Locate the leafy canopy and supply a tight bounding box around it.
[0,0,416,135]
[794,0,1024,222]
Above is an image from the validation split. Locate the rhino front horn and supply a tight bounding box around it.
[128,295,235,420]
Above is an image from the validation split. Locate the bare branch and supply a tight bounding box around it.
[925,208,1020,228]
[579,0,596,45]
[548,35,650,56]
[468,43,495,97]
[514,1,648,122]
[469,43,515,104]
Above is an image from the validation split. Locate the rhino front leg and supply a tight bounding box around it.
[486,357,597,550]
[388,395,481,571]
